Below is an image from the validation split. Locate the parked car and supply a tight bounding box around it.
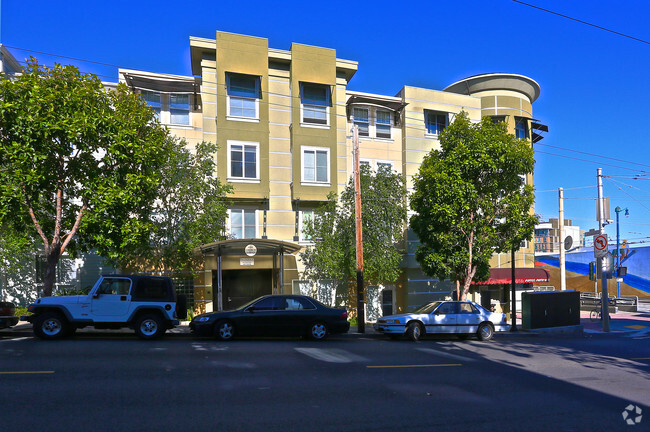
[0,301,19,329]
[190,294,350,341]
[23,275,186,340]
[374,300,509,341]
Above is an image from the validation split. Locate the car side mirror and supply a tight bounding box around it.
[247,307,255,313]
[93,292,100,298]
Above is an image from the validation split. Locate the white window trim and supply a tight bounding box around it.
[300,104,330,128]
[226,74,260,122]
[300,83,331,128]
[375,159,396,173]
[298,210,316,244]
[168,93,192,127]
[375,109,392,140]
[301,146,330,186]
[227,140,261,183]
[227,208,259,239]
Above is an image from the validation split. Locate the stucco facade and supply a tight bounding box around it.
[117,31,545,318]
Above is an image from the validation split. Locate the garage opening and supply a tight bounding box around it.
[216,269,272,310]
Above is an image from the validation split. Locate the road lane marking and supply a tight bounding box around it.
[0,371,54,374]
[0,337,32,343]
[416,347,476,363]
[366,364,461,369]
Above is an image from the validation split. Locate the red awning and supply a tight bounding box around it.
[474,268,550,285]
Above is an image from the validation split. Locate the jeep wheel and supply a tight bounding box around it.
[33,312,69,340]
[135,314,165,340]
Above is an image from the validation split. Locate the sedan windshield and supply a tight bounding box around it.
[412,301,442,314]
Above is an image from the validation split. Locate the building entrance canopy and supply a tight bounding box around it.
[195,239,302,311]
[196,239,302,256]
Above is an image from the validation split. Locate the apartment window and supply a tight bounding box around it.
[376,110,392,138]
[227,73,260,119]
[230,209,256,239]
[300,210,315,241]
[490,115,506,124]
[425,111,447,135]
[301,83,330,125]
[142,90,161,120]
[353,107,369,136]
[515,117,529,139]
[302,147,329,184]
[228,141,259,181]
[376,161,393,172]
[170,94,190,125]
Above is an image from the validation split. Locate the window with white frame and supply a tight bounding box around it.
[229,209,257,239]
[142,90,161,120]
[302,147,329,184]
[170,94,190,125]
[425,110,448,135]
[376,160,394,172]
[228,141,259,181]
[376,110,392,139]
[353,107,369,136]
[227,73,260,119]
[299,209,315,242]
[301,82,330,126]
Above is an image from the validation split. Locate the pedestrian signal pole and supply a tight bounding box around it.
[596,168,610,332]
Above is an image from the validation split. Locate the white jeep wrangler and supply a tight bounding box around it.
[23,275,187,340]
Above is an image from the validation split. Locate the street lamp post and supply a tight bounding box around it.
[615,206,628,298]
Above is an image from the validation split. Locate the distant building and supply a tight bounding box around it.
[535,219,584,253]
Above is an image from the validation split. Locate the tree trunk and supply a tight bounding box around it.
[42,243,61,297]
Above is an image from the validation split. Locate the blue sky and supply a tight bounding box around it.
[3,0,650,248]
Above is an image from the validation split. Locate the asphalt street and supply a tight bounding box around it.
[1,324,649,432]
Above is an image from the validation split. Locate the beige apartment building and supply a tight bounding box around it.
[118,31,548,318]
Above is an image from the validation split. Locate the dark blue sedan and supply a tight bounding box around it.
[190,294,350,341]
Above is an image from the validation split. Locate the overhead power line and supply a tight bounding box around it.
[512,0,650,46]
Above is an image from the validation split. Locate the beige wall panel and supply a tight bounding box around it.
[268,152,292,167]
[269,167,292,182]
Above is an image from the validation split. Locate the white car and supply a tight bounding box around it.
[374,300,510,341]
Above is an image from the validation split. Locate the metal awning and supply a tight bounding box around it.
[474,268,550,285]
[195,239,302,256]
[346,94,407,113]
[123,73,200,94]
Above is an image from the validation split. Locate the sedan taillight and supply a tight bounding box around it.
[341,311,348,319]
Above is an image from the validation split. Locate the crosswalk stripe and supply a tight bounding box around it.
[295,347,367,363]
[416,347,476,362]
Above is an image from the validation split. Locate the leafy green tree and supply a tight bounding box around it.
[120,140,232,274]
[0,59,183,296]
[410,111,537,300]
[300,165,407,304]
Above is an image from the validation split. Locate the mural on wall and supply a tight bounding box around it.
[536,243,650,296]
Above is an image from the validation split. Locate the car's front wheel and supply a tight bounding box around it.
[308,322,328,341]
[135,314,165,340]
[477,322,494,341]
[406,322,423,342]
[33,312,69,340]
[215,320,235,341]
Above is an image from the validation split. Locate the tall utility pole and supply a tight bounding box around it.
[597,168,610,332]
[353,125,365,333]
[558,188,566,291]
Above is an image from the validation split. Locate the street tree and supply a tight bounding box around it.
[0,59,183,296]
[300,164,407,306]
[120,140,232,274]
[410,111,537,300]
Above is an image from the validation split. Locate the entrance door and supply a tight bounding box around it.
[217,269,272,310]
